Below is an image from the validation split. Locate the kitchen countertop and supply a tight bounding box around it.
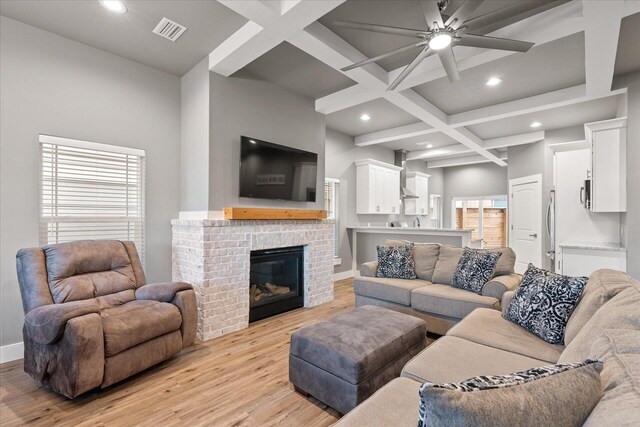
[347,226,473,233]
[559,242,627,252]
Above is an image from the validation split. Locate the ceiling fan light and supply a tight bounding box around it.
[428,33,452,50]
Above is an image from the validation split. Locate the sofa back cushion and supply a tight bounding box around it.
[581,329,640,426]
[385,239,440,281]
[44,240,138,304]
[564,269,637,345]
[559,282,640,363]
[432,246,516,285]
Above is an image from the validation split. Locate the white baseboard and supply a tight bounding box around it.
[333,270,355,281]
[1,342,23,363]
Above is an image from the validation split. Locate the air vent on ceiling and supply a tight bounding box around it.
[152,17,187,42]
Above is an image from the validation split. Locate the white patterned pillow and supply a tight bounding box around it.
[504,264,588,344]
[452,248,502,294]
[375,244,416,279]
[418,359,602,427]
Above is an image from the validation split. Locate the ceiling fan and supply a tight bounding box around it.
[335,0,539,90]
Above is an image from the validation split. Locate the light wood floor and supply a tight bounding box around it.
[1,280,360,427]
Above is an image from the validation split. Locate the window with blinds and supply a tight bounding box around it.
[39,135,146,263]
[324,178,340,260]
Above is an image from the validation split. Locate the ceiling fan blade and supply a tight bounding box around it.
[463,0,560,33]
[333,20,425,38]
[418,0,444,30]
[387,46,432,91]
[458,34,534,52]
[341,42,423,72]
[437,45,460,82]
[444,0,484,29]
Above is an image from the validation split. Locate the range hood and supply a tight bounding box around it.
[394,150,418,200]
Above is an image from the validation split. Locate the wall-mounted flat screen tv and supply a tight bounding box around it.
[239,136,318,202]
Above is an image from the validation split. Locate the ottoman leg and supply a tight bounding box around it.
[294,385,309,397]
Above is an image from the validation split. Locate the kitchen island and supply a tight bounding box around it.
[347,226,476,271]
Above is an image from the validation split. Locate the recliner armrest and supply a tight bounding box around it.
[360,261,378,277]
[24,300,100,345]
[482,273,522,300]
[135,282,192,303]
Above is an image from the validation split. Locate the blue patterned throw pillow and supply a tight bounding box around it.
[417,359,602,427]
[376,244,416,280]
[452,248,502,294]
[504,264,588,344]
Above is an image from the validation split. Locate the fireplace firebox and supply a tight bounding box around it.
[249,246,304,322]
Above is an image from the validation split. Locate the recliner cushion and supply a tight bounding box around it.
[44,240,136,303]
[447,308,565,363]
[101,300,182,356]
[411,284,499,319]
[354,277,431,306]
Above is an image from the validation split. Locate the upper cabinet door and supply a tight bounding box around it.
[586,118,627,213]
[355,159,403,214]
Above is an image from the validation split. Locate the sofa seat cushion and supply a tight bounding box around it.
[101,300,182,356]
[402,336,548,384]
[447,308,564,363]
[334,377,421,427]
[411,285,499,319]
[354,277,431,306]
[289,306,426,384]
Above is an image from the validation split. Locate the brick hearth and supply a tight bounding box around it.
[171,219,334,341]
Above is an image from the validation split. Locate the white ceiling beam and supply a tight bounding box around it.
[289,22,505,165]
[210,0,345,76]
[407,131,544,161]
[427,152,508,169]
[355,122,436,147]
[449,86,627,128]
[315,0,584,113]
[583,1,624,96]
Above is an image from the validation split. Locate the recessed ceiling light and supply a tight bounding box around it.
[100,0,127,13]
[530,121,542,128]
[360,114,371,121]
[485,77,502,86]
[426,143,434,149]
[428,32,452,50]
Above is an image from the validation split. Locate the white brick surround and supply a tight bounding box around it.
[171,219,334,341]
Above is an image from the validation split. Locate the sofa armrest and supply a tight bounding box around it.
[172,290,197,348]
[501,291,516,316]
[135,282,192,303]
[24,300,100,345]
[482,273,522,299]
[360,261,378,277]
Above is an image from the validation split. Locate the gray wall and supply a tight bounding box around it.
[208,72,325,211]
[325,128,395,273]
[0,17,181,347]
[442,163,509,228]
[614,72,640,278]
[180,58,210,211]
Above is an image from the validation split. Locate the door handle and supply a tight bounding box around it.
[529,233,538,238]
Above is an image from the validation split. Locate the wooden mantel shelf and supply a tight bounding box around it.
[223,207,327,220]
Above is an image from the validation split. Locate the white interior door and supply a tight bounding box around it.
[509,175,542,274]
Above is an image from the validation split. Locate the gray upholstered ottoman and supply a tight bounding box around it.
[289,305,427,414]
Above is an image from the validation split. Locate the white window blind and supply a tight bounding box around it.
[324,178,340,259]
[39,135,146,263]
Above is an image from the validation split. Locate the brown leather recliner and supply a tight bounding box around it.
[16,240,197,398]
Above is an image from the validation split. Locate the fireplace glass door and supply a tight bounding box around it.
[249,246,304,322]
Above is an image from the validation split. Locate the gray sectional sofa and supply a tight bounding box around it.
[355,241,521,335]
[336,269,640,426]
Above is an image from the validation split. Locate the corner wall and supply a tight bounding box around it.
[0,17,181,347]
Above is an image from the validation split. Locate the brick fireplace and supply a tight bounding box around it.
[171,219,334,341]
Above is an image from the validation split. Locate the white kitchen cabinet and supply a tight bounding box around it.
[560,245,626,277]
[585,117,627,212]
[404,172,430,215]
[355,159,402,214]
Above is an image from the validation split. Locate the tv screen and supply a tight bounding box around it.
[239,136,318,202]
